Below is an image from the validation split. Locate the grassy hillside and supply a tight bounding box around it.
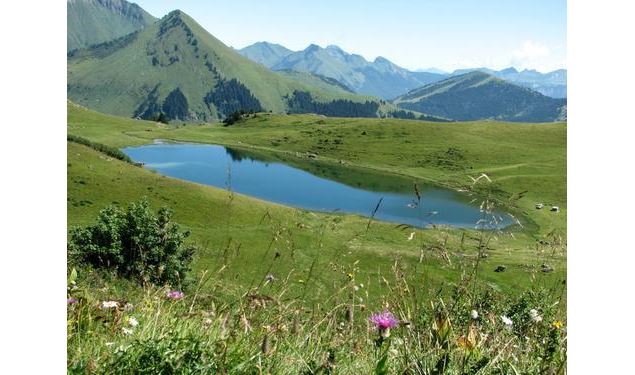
[94,110,566,235]
[67,103,566,372]
[68,101,565,289]
[68,10,408,123]
[394,72,567,122]
[67,0,156,51]
[276,69,355,94]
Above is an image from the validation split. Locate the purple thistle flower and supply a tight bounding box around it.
[67,297,78,305]
[166,290,185,300]
[369,310,399,330]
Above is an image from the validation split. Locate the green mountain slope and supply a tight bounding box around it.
[393,72,567,122]
[68,10,414,122]
[275,69,354,94]
[67,0,157,52]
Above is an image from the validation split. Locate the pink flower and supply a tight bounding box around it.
[67,297,78,305]
[166,290,184,300]
[370,310,399,330]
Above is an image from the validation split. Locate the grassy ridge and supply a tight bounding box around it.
[68,102,566,297]
[100,111,566,236]
[67,103,566,372]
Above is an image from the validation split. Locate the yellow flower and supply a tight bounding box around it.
[551,320,563,329]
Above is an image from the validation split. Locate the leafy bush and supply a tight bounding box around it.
[68,200,195,287]
[67,135,133,163]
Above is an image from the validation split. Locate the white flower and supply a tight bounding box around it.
[529,309,543,323]
[353,285,360,292]
[203,318,213,326]
[122,327,134,335]
[101,300,119,309]
[500,315,513,327]
[470,310,479,320]
[128,317,139,327]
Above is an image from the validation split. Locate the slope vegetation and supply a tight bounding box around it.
[68,11,409,122]
[67,0,156,51]
[394,72,567,122]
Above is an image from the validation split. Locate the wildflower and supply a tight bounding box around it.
[101,300,119,309]
[529,309,542,323]
[122,327,133,335]
[67,297,78,305]
[552,320,563,329]
[353,285,360,292]
[500,315,513,327]
[203,318,213,327]
[370,310,399,338]
[470,310,479,320]
[166,290,184,300]
[128,317,139,327]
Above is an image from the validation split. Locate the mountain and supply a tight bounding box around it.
[67,0,157,52]
[68,11,434,122]
[275,70,354,94]
[239,43,446,99]
[450,67,567,98]
[237,41,293,68]
[494,68,567,98]
[416,68,448,75]
[393,71,567,122]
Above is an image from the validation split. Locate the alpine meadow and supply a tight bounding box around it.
[66,1,567,373]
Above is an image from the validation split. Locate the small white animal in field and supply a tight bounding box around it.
[407,232,415,241]
[535,203,544,209]
[550,206,560,213]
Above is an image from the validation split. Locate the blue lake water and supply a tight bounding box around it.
[122,143,513,229]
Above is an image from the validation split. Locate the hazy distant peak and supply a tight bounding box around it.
[499,67,518,74]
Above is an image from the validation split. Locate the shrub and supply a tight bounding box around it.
[68,199,195,287]
[67,135,133,163]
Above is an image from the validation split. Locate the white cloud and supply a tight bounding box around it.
[513,40,550,60]
[509,40,564,71]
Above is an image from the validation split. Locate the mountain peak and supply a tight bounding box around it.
[374,56,391,64]
[305,43,321,53]
[499,67,518,74]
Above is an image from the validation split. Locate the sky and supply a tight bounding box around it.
[133,0,566,73]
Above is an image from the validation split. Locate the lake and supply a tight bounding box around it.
[122,142,513,229]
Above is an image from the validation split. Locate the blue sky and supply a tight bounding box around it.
[134,0,566,73]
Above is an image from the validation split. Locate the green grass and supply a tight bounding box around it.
[74,106,566,236]
[68,102,566,296]
[67,103,566,372]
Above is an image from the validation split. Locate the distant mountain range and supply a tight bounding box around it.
[239,42,567,99]
[393,71,566,122]
[448,67,567,98]
[67,0,156,51]
[68,10,438,122]
[238,42,444,100]
[67,2,566,123]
